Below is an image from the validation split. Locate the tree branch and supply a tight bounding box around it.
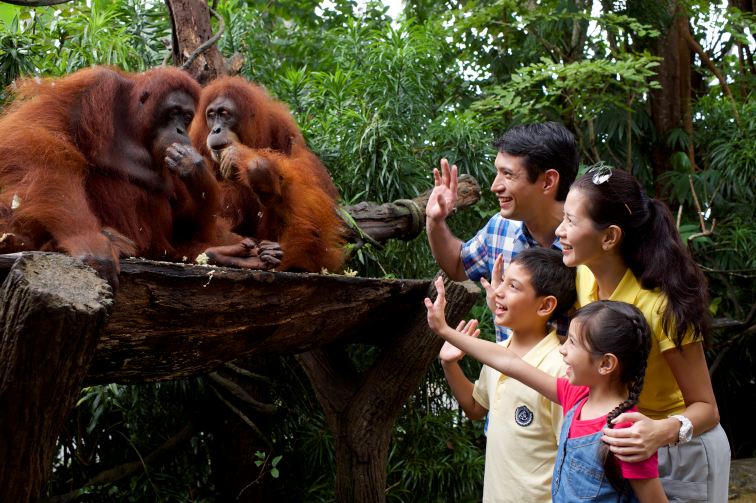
[687,174,716,242]
[683,28,742,126]
[0,0,71,6]
[208,385,272,450]
[45,424,195,503]
[224,361,274,384]
[208,371,278,415]
[181,6,225,71]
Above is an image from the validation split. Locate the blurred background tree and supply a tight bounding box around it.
[0,0,753,500]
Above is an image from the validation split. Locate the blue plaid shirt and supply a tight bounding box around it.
[461,214,567,341]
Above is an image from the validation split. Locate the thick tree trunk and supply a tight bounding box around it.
[648,1,691,193]
[0,254,112,503]
[297,275,479,503]
[165,0,226,84]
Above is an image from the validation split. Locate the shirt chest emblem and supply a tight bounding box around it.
[514,405,534,427]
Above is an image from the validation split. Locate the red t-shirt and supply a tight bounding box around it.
[556,377,659,479]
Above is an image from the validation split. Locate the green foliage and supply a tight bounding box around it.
[51,380,217,502]
[255,451,283,479]
[474,53,660,126]
[263,19,485,203]
[0,16,37,89]
[386,406,484,502]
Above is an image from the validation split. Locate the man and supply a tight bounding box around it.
[426,122,579,340]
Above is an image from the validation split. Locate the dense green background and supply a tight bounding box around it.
[1,0,754,500]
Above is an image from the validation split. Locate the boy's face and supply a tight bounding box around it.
[491,151,546,222]
[492,262,547,331]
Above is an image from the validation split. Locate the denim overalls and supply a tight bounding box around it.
[552,398,639,502]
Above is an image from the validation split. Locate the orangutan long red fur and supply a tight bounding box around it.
[190,76,345,272]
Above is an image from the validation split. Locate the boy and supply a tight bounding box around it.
[436,247,575,502]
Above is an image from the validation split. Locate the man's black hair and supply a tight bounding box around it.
[493,122,579,201]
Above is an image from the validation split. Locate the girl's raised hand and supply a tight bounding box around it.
[425,276,449,335]
[438,319,481,363]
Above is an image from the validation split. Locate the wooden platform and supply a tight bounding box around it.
[0,253,434,384]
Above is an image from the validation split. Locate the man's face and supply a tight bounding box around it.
[491,151,545,221]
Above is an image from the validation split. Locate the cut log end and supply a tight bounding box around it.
[4,253,112,312]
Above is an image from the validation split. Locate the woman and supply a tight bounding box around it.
[554,165,730,502]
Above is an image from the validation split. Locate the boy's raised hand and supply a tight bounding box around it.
[479,253,504,313]
[439,319,481,363]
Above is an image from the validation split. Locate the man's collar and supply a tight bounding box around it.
[519,223,561,250]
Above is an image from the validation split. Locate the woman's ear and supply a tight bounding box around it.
[602,225,623,251]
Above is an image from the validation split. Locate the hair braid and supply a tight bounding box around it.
[605,314,651,429]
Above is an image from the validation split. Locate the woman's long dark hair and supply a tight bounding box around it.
[573,301,651,493]
[572,168,711,347]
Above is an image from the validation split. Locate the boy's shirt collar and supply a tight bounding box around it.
[497,330,561,381]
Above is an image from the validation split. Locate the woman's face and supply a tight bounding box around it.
[555,188,607,268]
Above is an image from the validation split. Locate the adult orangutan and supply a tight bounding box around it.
[189,76,345,273]
[0,66,281,287]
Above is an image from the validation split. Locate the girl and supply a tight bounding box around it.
[426,283,668,502]
[555,166,730,501]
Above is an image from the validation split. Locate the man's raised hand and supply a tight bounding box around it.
[425,158,459,223]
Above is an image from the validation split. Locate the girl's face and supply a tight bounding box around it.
[555,189,607,268]
[558,319,600,386]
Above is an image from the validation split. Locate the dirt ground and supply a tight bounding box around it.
[730,458,756,501]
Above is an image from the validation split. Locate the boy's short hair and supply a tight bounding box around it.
[492,122,578,201]
[511,248,576,320]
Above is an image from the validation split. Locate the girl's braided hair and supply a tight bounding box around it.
[572,300,652,493]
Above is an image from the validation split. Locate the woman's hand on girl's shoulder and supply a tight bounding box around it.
[601,412,670,463]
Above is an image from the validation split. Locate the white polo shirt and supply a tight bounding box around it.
[472,331,566,503]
